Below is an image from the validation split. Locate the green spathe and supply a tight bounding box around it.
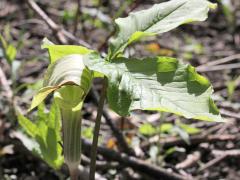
[29,54,93,175]
[29,55,93,111]
[41,38,92,63]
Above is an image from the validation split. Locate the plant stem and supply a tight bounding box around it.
[69,167,79,180]
[61,108,82,180]
[89,77,108,180]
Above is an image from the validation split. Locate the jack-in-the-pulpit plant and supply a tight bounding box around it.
[22,0,223,179]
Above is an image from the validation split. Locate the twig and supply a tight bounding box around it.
[26,0,66,43]
[212,149,240,157]
[25,0,91,48]
[164,134,238,148]
[11,19,45,27]
[220,109,240,120]
[98,30,115,51]
[127,0,143,14]
[199,149,240,172]
[89,77,107,180]
[198,154,227,172]
[176,151,201,169]
[197,53,240,69]
[197,62,240,72]
[201,123,224,136]
[82,139,185,180]
[0,66,13,101]
[142,134,239,149]
[0,64,18,121]
[81,154,119,171]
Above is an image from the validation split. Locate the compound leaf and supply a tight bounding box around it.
[84,54,223,122]
[108,0,216,59]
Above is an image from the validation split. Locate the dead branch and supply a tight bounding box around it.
[197,62,240,72]
[142,134,239,149]
[199,154,227,172]
[199,149,240,172]
[176,151,201,169]
[212,149,240,157]
[82,139,186,180]
[0,66,12,101]
[220,109,240,120]
[25,0,91,48]
[197,53,240,70]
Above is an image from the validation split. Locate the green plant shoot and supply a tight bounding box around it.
[27,0,223,179]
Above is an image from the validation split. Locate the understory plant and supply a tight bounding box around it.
[20,0,224,179]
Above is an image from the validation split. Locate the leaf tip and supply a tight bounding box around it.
[41,38,54,49]
[28,87,56,112]
[187,65,210,88]
[28,97,39,112]
[208,2,217,10]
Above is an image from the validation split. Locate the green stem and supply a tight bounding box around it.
[89,77,108,180]
[61,108,82,180]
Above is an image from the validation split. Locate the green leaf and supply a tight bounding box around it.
[84,54,223,122]
[218,0,235,25]
[29,86,58,111]
[172,126,190,144]
[108,0,216,59]
[42,38,93,63]
[29,55,93,111]
[226,76,240,100]
[139,123,157,136]
[0,34,17,64]
[18,103,64,169]
[159,123,173,133]
[82,127,94,140]
[36,102,63,169]
[48,102,61,132]
[17,114,37,138]
[6,44,17,63]
[164,147,177,157]
[176,121,201,134]
[0,34,7,50]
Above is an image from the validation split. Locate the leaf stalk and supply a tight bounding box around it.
[89,77,108,180]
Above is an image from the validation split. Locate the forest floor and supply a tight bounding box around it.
[0,0,240,179]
